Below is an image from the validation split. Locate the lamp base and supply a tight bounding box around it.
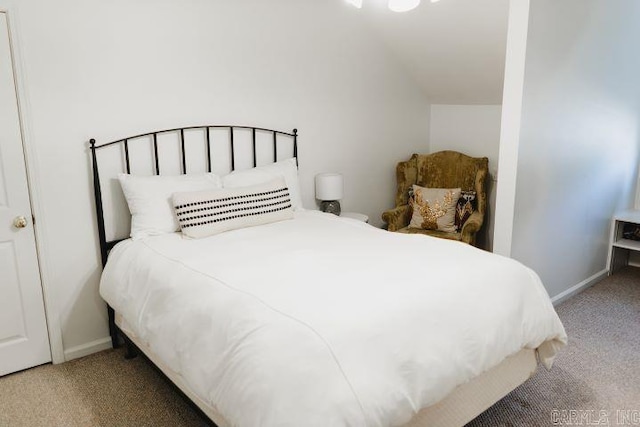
[320,200,341,216]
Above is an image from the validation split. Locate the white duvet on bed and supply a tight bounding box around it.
[100,210,566,427]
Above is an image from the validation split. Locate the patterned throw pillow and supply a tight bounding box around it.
[173,177,293,238]
[455,191,477,232]
[409,185,461,233]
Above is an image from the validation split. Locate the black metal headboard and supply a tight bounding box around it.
[90,125,298,268]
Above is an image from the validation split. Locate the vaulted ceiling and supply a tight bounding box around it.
[357,0,509,104]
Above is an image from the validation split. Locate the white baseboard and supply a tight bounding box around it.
[63,337,112,362]
[550,269,608,306]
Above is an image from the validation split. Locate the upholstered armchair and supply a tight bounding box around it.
[382,151,489,246]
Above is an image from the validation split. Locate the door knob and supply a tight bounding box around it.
[13,216,28,229]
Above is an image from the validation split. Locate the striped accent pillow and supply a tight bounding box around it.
[172,177,293,238]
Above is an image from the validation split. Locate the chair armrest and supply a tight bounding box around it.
[382,205,411,232]
[461,211,484,245]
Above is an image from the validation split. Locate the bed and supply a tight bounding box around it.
[90,125,567,427]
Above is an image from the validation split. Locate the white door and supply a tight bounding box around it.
[0,11,51,376]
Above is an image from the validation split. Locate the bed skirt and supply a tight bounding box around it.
[115,313,537,427]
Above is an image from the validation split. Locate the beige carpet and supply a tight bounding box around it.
[0,346,208,426]
[1,268,639,426]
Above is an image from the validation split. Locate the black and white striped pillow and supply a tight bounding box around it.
[173,177,293,238]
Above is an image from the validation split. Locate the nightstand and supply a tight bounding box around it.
[341,212,369,223]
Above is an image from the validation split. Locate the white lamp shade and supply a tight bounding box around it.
[315,173,344,201]
[388,0,421,12]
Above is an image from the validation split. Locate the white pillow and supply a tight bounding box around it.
[173,177,293,238]
[118,173,222,239]
[222,158,303,210]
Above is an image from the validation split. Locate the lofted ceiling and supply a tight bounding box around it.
[357,0,509,105]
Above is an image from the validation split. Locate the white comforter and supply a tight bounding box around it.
[100,211,566,427]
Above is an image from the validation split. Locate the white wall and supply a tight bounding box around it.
[430,105,502,251]
[360,0,509,105]
[493,0,529,257]
[508,0,640,299]
[10,0,430,359]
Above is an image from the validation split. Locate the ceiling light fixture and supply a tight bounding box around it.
[387,0,421,12]
[345,0,439,13]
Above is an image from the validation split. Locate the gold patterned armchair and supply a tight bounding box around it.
[382,151,489,246]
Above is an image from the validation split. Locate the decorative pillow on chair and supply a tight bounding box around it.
[173,177,293,239]
[409,185,461,233]
[455,191,477,232]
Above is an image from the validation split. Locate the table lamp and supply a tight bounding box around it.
[315,173,343,215]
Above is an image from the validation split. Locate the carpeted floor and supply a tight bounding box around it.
[1,268,638,426]
[0,345,208,427]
